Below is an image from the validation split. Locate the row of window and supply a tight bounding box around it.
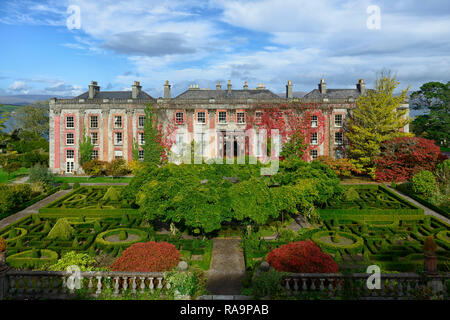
[309,132,343,145]
[65,132,145,146]
[64,114,343,129]
[66,149,145,162]
[64,115,146,129]
[309,149,344,159]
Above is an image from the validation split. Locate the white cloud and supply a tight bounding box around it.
[8,80,30,93]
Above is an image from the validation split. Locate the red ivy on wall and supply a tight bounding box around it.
[245,103,328,161]
[156,114,178,163]
[267,240,338,273]
[374,136,447,182]
[110,241,180,272]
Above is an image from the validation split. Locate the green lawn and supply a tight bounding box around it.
[55,176,133,183]
[0,167,30,183]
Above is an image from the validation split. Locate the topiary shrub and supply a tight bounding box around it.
[102,186,121,202]
[47,218,74,240]
[412,170,436,197]
[73,182,81,189]
[343,187,360,202]
[110,241,180,272]
[61,182,70,190]
[267,240,338,273]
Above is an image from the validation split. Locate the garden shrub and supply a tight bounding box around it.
[316,156,362,177]
[0,184,33,214]
[343,187,360,201]
[82,160,107,176]
[411,170,436,197]
[165,271,199,297]
[267,240,338,273]
[29,163,56,187]
[250,269,285,299]
[61,182,70,190]
[47,251,97,271]
[47,218,74,240]
[73,182,81,189]
[375,137,445,182]
[105,159,130,177]
[110,241,180,272]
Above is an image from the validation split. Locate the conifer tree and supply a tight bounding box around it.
[79,129,94,167]
[347,70,411,177]
[143,104,163,165]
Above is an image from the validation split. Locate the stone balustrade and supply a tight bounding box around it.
[0,269,170,300]
[282,273,449,299]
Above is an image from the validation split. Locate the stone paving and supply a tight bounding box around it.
[206,238,246,295]
[0,189,73,230]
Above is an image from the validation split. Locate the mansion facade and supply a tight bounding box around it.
[49,79,409,174]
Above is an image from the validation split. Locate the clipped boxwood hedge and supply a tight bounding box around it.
[6,249,59,269]
[311,230,364,254]
[95,228,148,248]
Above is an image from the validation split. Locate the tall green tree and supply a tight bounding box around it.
[347,70,411,177]
[143,104,163,165]
[131,138,140,161]
[12,102,49,138]
[410,81,449,147]
[79,130,94,167]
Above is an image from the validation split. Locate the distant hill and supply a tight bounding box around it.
[0,94,72,105]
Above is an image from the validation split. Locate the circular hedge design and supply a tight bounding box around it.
[6,249,59,269]
[1,227,28,243]
[311,230,364,254]
[95,228,148,247]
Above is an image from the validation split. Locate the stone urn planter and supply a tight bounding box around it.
[424,253,438,275]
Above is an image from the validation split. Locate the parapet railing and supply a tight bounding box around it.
[282,272,449,299]
[0,269,169,300]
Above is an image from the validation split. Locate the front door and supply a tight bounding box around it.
[66,161,74,174]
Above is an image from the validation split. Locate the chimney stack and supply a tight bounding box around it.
[216,81,221,90]
[132,81,142,99]
[286,80,293,99]
[227,80,232,93]
[318,78,326,94]
[243,82,248,91]
[164,80,171,100]
[88,81,100,99]
[357,79,365,95]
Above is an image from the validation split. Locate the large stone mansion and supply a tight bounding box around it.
[49,79,409,174]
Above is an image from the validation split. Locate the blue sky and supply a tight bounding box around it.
[0,0,449,98]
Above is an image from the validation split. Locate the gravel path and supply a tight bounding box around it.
[386,185,450,225]
[206,238,246,295]
[0,189,73,230]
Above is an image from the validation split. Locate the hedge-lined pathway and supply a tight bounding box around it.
[206,238,246,295]
[385,185,450,225]
[0,189,73,230]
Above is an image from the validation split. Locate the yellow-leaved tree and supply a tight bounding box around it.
[347,70,412,178]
